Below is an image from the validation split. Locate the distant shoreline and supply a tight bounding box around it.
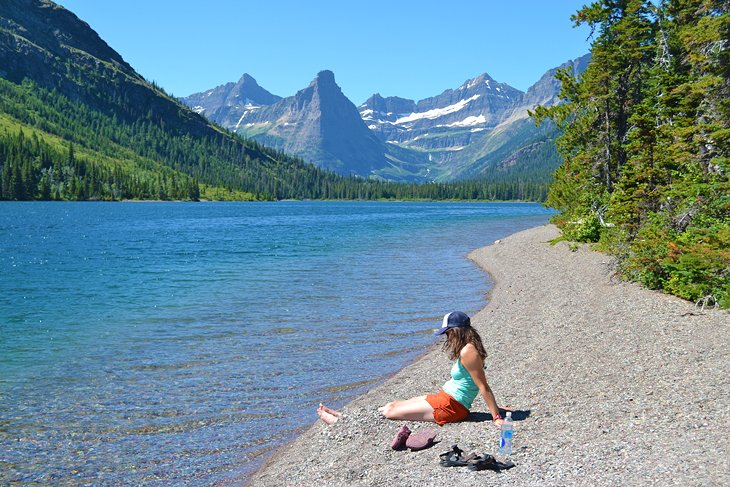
[246,224,729,486]
[0,199,546,204]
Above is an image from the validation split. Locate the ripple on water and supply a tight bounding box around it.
[0,201,552,485]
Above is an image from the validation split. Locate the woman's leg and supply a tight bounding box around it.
[378,395,436,422]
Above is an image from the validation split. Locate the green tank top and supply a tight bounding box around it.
[442,358,479,409]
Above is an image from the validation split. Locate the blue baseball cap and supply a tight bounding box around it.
[433,311,471,335]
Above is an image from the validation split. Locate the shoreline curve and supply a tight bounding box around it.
[247,224,729,486]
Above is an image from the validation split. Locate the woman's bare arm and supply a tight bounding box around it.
[460,343,503,426]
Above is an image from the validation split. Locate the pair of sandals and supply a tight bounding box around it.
[439,444,515,471]
[390,425,438,451]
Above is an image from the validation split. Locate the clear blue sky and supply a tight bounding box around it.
[56,0,592,104]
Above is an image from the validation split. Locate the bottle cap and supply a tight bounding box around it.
[506,411,512,418]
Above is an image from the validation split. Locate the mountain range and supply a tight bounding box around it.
[0,0,581,202]
[0,0,402,201]
[182,55,590,182]
[201,70,389,176]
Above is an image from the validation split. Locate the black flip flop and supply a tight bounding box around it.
[467,454,516,472]
[438,445,477,467]
[467,454,499,471]
[495,460,516,471]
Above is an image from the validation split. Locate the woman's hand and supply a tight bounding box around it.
[492,406,512,427]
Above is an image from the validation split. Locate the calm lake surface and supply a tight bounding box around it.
[0,201,551,484]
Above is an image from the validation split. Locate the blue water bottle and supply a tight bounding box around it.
[498,411,513,456]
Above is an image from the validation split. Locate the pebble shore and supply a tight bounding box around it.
[248,224,729,486]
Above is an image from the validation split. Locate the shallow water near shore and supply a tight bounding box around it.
[0,201,551,484]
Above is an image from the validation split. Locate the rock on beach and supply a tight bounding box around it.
[248,224,729,486]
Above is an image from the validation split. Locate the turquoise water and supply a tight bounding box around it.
[0,201,551,484]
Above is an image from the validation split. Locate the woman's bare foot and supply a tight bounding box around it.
[321,404,342,417]
[317,403,342,425]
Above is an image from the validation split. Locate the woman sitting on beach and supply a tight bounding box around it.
[318,311,505,427]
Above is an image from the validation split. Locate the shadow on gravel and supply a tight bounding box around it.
[467,409,531,423]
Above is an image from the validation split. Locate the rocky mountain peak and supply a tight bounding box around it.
[362,93,385,109]
[217,69,388,176]
[181,72,281,122]
[360,93,416,116]
[520,54,591,109]
[235,72,264,92]
[240,73,257,84]
[313,70,336,86]
[230,73,280,105]
[458,72,495,91]
[291,70,347,110]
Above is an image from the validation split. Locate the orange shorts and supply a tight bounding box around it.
[426,390,470,425]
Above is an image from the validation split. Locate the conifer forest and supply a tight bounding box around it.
[533,0,728,307]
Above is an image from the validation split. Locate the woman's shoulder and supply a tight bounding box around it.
[459,342,479,360]
[459,344,485,370]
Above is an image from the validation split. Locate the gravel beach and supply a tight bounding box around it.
[248,224,729,486]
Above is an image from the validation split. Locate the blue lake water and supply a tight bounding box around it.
[0,201,551,484]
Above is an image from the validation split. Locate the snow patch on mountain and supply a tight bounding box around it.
[235,113,246,129]
[439,114,487,128]
[462,78,491,90]
[394,95,481,125]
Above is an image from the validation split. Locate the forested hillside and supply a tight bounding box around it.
[533,0,729,307]
[0,0,552,202]
[0,77,548,201]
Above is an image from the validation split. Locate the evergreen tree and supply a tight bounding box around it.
[534,0,729,307]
